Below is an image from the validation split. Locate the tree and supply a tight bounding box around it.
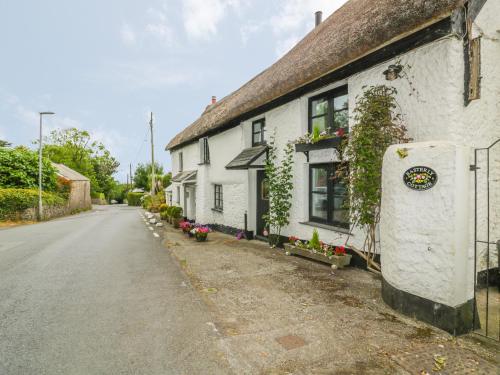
[0,147,58,191]
[162,172,172,189]
[264,132,294,248]
[133,162,164,191]
[0,140,12,148]
[340,85,411,271]
[41,128,119,198]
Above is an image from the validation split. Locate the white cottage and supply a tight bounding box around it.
[166,0,499,335]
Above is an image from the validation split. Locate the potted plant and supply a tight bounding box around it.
[330,245,352,268]
[180,220,193,234]
[170,206,183,228]
[192,226,210,242]
[284,231,352,268]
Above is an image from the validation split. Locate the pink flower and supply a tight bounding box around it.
[263,229,269,237]
[335,128,345,137]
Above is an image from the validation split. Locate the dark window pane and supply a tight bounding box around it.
[311,167,328,192]
[253,122,262,132]
[333,109,348,131]
[311,116,326,133]
[333,93,348,111]
[311,193,328,219]
[312,98,328,116]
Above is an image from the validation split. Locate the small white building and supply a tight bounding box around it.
[166,0,499,335]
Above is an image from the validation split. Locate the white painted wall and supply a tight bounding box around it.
[166,7,499,263]
[380,141,473,307]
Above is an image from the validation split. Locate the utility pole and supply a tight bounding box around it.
[38,111,55,221]
[149,112,156,196]
[129,163,133,189]
[126,174,129,189]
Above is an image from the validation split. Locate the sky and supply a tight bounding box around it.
[0,0,347,182]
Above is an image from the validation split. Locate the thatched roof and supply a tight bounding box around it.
[167,0,462,151]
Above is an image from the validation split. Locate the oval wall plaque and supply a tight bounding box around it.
[403,166,437,191]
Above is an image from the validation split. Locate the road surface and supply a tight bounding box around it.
[0,205,228,375]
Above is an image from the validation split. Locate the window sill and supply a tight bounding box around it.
[212,208,223,213]
[198,162,210,166]
[299,221,351,235]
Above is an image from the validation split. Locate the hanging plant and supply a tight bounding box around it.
[339,85,411,271]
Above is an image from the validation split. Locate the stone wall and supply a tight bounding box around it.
[19,204,70,221]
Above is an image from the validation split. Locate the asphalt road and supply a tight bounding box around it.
[0,205,229,375]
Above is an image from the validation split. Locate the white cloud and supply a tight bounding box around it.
[182,0,246,40]
[120,23,137,46]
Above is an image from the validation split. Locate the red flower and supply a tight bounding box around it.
[334,245,346,255]
[335,128,345,137]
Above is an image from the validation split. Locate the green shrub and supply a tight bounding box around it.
[91,192,105,200]
[170,206,183,219]
[142,194,165,212]
[127,192,144,206]
[0,188,66,220]
[0,147,58,191]
[160,210,169,220]
[142,195,152,209]
[308,229,321,250]
[159,203,168,212]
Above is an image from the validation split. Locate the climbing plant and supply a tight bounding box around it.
[340,85,411,271]
[264,132,294,248]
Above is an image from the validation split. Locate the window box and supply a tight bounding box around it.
[294,136,342,153]
[284,243,352,268]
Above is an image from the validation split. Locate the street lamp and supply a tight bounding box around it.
[38,111,55,220]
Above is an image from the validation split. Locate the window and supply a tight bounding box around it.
[309,86,348,135]
[214,184,223,211]
[179,152,183,172]
[309,164,349,228]
[252,119,266,146]
[176,186,180,204]
[199,137,210,164]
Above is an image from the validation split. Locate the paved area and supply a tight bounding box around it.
[0,205,229,375]
[163,223,499,374]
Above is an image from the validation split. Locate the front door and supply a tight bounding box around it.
[256,170,269,237]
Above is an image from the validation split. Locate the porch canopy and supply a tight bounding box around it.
[225,145,267,170]
[171,170,197,184]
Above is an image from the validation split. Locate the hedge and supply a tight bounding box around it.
[127,192,144,206]
[0,188,66,220]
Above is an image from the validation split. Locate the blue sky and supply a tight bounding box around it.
[0,0,346,182]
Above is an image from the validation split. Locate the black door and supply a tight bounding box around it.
[256,170,269,237]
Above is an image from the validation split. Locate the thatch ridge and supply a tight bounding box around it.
[166,0,463,150]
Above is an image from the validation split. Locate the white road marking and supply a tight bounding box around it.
[153,233,160,238]
[148,226,154,231]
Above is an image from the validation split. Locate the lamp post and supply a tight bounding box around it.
[38,111,55,220]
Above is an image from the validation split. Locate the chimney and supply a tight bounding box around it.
[315,11,322,27]
[211,95,217,104]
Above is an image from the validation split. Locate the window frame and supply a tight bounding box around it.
[199,137,210,165]
[309,163,349,229]
[252,118,266,147]
[176,186,180,204]
[308,86,348,135]
[179,152,183,172]
[214,184,223,211]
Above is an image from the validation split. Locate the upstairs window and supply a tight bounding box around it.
[199,137,210,164]
[309,86,348,136]
[214,184,223,211]
[252,119,266,146]
[178,152,183,172]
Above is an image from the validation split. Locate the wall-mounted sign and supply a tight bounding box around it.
[403,166,437,191]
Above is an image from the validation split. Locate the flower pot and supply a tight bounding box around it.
[188,231,194,237]
[330,254,352,268]
[195,234,207,242]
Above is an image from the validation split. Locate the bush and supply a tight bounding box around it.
[127,192,143,206]
[159,203,168,212]
[170,206,183,219]
[0,188,66,220]
[0,147,58,191]
[142,194,165,212]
